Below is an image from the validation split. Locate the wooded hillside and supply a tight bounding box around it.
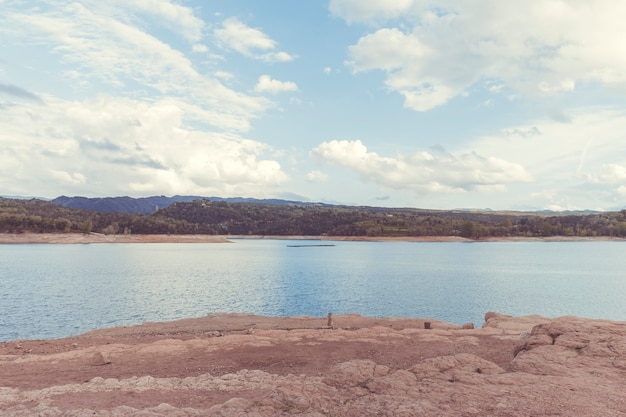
[2,197,626,239]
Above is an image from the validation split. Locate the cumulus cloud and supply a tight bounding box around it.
[310,139,531,193]
[214,17,294,62]
[254,75,298,94]
[336,1,626,111]
[0,96,288,197]
[0,2,293,198]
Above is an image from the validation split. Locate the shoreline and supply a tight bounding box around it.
[1,232,625,244]
[0,233,232,244]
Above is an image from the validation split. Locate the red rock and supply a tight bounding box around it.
[0,313,624,416]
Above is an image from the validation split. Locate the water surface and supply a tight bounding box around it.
[1,240,625,341]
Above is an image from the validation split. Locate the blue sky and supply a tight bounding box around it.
[1,1,626,210]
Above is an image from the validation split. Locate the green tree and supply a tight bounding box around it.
[460,221,476,239]
[81,220,93,234]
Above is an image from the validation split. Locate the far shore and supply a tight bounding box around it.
[0,233,231,244]
[0,232,624,244]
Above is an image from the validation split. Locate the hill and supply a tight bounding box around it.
[51,195,327,214]
[2,196,626,239]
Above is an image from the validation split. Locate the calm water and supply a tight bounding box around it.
[1,239,625,341]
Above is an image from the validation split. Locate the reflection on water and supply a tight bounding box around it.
[1,240,625,341]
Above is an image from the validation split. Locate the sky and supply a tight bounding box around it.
[1,1,626,211]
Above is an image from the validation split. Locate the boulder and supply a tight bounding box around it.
[89,351,112,366]
[511,316,626,377]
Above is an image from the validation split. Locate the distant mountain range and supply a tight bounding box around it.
[1,194,615,215]
[51,195,331,214]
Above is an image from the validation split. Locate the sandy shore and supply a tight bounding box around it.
[1,232,624,244]
[0,233,232,244]
[1,312,624,416]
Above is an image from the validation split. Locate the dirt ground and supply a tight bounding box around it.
[0,315,480,391]
[2,313,625,416]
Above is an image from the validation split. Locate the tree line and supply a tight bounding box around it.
[0,198,215,235]
[2,197,626,239]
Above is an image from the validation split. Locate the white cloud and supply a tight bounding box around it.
[192,44,208,53]
[214,71,234,81]
[6,3,269,132]
[468,107,626,209]
[588,164,626,184]
[214,17,294,62]
[310,139,531,193]
[254,75,298,94]
[501,126,542,138]
[16,3,196,87]
[110,0,205,42]
[474,108,626,178]
[329,0,414,24]
[50,170,86,185]
[348,28,428,72]
[338,1,626,111]
[0,2,293,199]
[306,170,329,182]
[0,96,288,197]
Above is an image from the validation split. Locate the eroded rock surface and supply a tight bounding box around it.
[1,313,624,416]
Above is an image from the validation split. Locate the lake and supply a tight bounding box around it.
[1,239,625,342]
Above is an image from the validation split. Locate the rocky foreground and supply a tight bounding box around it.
[1,312,625,416]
